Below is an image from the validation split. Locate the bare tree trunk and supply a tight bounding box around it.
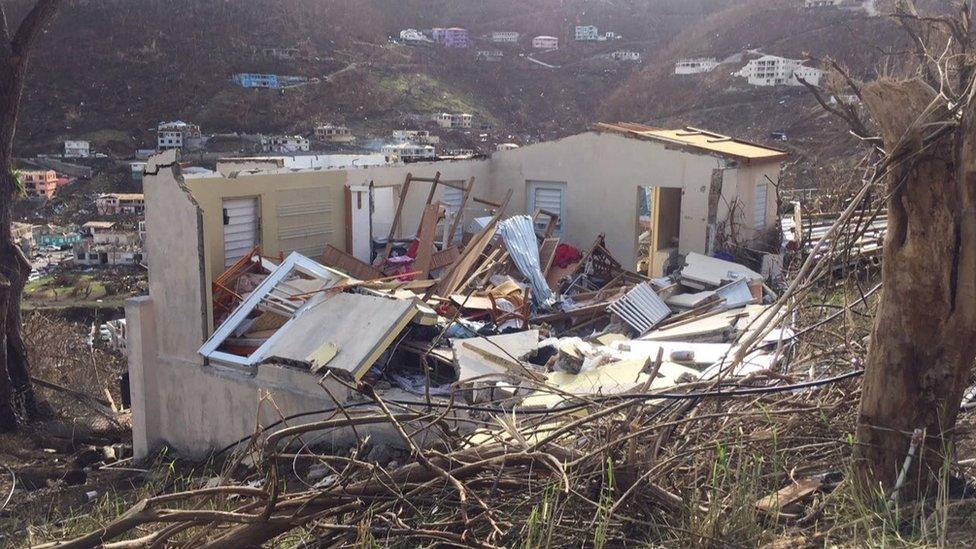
[855,79,976,495]
[0,0,63,431]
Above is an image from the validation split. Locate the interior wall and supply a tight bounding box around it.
[184,169,349,318]
[349,160,493,244]
[490,132,726,268]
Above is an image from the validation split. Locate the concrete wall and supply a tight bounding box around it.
[488,132,744,268]
[144,151,208,366]
[183,169,348,324]
[132,154,359,458]
[128,133,782,460]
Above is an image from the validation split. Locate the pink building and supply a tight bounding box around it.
[21,170,58,200]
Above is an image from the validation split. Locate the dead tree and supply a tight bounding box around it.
[0,0,62,430]
[855,77,976,495]
[812,2,976,494]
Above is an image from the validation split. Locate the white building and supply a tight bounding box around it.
[495,143,520,152]
[737,55,822,87]
[490,31,519,43]
[64,140,91,158]
[260,135,310,153]
[157,121,202,151]
[532,36,559,50]
[804,0,844,6]
[611,50,641,62]
[381,142,437,162]
[392,130,440,145]
[432,113,473,129]
[315,124,356,143]
[476,50,504,62]
[674,58,719,75]
[604,31,621,41]
[575,25,600,42]
[399,29,433,43]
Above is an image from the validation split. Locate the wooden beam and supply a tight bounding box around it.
[413,203,443,277]
[381,172,412,261]
[445,176,475,248]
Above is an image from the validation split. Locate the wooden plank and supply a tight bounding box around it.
[420,171,442,217]
[538,237,559,276]
[322,244,383,281]
[755,478,823,513]
[382,173,412,260]
[430,189,512,297]
[431,246,460,271]
[413,203,443,277]
[446,176,476,248]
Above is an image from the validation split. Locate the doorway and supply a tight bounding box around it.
[637,186,682,277]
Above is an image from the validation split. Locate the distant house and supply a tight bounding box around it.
[737,55,822,87]
[431,27,469,48]
[495,143,520,151]
[19,170,58,199]
[532,36,559,50]
[315,124,356,143]
[157,121,202,151]
[612,50,641,62]
[96,193,146,215]
[804,0,844,6]
[259,46,304,61]
[82,221,138,247]
[260,135,310,153]
[603,31,621,40]
[399,29,433,44]
[476,50,504,62]
[12,222,34,253]
[490,31,519,43]
[35,226,81,249]
[674,58,719,75]
[64,140,90,158]
[381,142,437,162]
[575,25,600,41]
[231,73,309,89]
[432,113,473,129]
[74,242,144,267]
[392,130,439,145]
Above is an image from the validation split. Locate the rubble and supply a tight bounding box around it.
[200,189,796,412]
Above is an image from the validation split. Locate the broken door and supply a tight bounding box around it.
[223,197,260,267]
[637,186,682,277]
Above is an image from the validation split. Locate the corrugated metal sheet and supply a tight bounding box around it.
[609,282,671,334]
[497,215,557,307]
[595,123,788,163]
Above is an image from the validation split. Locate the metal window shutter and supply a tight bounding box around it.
[754,183,768,230]
[223,198,258,267]
[533,187,562,215]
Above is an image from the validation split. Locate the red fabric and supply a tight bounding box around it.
[406,239,420,258]
[553,243,583,268]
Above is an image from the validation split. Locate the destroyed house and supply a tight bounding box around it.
[127,125,786,458]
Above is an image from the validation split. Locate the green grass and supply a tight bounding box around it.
[25,274,109,303]
[373,72,491,118]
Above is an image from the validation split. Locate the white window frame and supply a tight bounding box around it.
[198,252,347,367]
[527,180,566,235]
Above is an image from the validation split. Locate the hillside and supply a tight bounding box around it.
[4,0,947,191]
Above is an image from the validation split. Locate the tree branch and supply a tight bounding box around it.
[0,4,11,60]
[10,0,61,58]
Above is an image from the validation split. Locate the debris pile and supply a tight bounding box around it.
[43,189,882,548]
[201,188,793,413]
